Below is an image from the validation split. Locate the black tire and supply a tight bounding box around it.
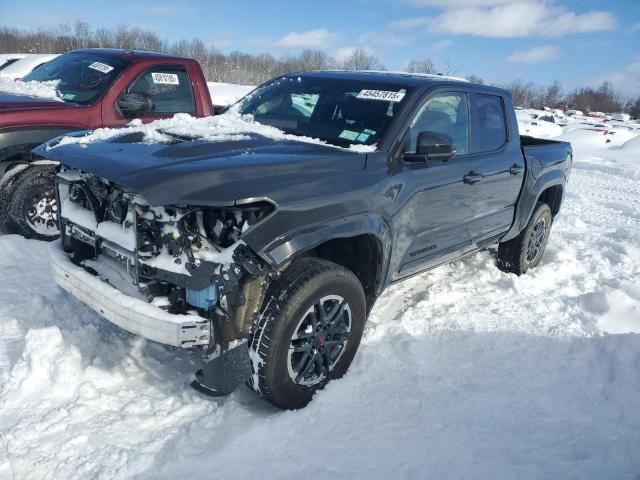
[249,257,366,410]
[497,202,553,275]
[0,165,27,234]
[7,164,60,241]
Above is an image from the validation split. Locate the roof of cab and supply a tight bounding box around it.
[69,48,192,62]
[290,70,510,96]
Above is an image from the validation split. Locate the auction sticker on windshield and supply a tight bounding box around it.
[151,73,180,85]
[88,62,114,74]
[357,89,405,102]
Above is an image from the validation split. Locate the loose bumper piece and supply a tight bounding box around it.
[48,241,210,348]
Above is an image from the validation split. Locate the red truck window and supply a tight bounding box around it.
[128,68,196,114]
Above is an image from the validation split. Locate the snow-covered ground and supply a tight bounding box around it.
[207,81,254,107]
[1,133,639,479]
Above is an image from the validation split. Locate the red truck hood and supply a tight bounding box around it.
[0,91,72,111]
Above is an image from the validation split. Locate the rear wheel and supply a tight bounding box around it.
[497,202,552,275]
[7,164,60,241]
[249,258,366,409]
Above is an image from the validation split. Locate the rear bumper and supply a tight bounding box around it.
[48,241,210,348]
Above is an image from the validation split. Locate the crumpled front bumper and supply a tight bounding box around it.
[48,241,210,348]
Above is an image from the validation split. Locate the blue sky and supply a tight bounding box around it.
[6,0,640,95]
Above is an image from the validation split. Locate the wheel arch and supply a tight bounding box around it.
[501,171,565,242]
[536,184,564,216]
[257,214,392,312]
[0,126,82,177]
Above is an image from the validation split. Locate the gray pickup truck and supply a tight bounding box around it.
[38,71,572,409]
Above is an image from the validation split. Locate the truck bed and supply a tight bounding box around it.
[520,135,572,171]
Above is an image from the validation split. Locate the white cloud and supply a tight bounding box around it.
[333,47,358,62]
[405,0,512,6]
[601,60,640,96]
[388,17,431,30]
[506,45,559,63]
[358,31,413,47]
[390,2,617,38]
[274,29,338,48]
[124,3,193,16]
[632,21,640,31]
[427,39,453,52]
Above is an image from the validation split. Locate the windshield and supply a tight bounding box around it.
[22,52,130,105]
[237,75,412,148]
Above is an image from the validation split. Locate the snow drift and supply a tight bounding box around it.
[207,82,254,106]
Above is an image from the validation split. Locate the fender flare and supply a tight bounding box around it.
[502,170,566,242]
[0,126,82,177]
[257,213,393,293]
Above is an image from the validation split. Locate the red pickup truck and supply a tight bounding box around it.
[0,48,214,239]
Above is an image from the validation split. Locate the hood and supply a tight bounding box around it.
[36,133,367,206]
[0,91,71,111]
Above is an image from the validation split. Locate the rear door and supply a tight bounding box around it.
[467,92,524,243]
[391,90,478,280]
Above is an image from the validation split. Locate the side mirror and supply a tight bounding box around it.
[405,131,456,162]
[117,92,154,117]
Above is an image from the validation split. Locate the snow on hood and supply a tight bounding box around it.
[49,109,377,153]
[0,78,62,102]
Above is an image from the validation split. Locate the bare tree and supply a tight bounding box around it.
[0,20,638,114]
[467,74,484,84]
[341,48,383,71]
[541,80,562,109]
[407,58,435,74]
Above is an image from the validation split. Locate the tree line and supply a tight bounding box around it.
[1,21,638,118]
[0,22,382,85]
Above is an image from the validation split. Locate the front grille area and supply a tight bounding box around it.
[56,168,270,321]
[56,172,175,306]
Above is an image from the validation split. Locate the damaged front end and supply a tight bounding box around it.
[54,167,275,395]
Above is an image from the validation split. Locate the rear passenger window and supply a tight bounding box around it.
[472,94,507,152]
[127,68,196,115]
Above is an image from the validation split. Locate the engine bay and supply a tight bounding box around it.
[55,169,272,322]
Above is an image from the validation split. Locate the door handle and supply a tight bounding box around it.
[463,172,483,184]
[509,164,524,175]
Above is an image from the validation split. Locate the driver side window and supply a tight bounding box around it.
[406,92,469,156]
[128,68,196,115]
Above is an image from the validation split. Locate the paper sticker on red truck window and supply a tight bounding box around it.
[151,73,180,85]
[357,89,405,102]
[88,62,114,74]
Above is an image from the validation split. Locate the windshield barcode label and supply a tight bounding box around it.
[151,73,180,85]
[88,62,114,74]
[357,89,405,102]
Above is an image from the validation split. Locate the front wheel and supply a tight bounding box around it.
[7,164,60,241]
[497,202,553,275]
[249,258,366,410]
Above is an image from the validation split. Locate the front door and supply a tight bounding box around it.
[102,66,198,127]
[390,91,479,281]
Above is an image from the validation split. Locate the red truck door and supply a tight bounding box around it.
[101,59,212,127]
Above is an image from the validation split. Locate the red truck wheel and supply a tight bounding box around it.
[6,164,60,241]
